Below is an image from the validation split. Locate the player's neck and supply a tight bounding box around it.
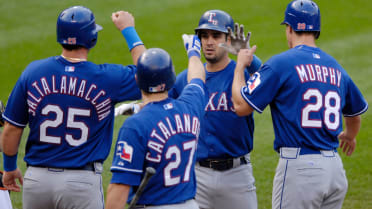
[205,56,231,72]
[142,92,169,105]
[61,48,89,63]
[290,35,317,48]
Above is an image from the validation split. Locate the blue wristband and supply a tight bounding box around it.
[188,50,201,59]
[121,27,144,51]
[3,153,18,172]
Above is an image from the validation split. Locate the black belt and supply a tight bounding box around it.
[198,157,247,171]
[29,162,96,171]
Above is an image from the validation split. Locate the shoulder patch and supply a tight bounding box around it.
[116,141,133,163]
[246,72,261,94]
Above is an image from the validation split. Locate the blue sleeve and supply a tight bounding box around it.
[110,125,145,186]
[110,64,142,103]
[342,76,368,117]
[246,55,262,74]
[168,70,188,99]
[3,72,29,127]
[241,64,281,113]
[178,78,207,111]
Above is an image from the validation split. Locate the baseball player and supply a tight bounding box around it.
[231,1,368,209]
[1,6,145,209]
[0,101,13,209]
[168,10,261,209]
[106,36,207,209]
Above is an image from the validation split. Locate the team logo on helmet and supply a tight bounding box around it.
[195,10,234,34]
[207,12,218,25]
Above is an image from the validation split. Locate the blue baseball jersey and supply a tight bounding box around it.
[169,59,258,160]
[110,79,207,205]
[3,56,141,168]
[241,45,368,151]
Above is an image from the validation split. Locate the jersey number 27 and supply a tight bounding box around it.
[164,140,196,186]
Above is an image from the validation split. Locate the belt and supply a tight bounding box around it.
[29,162,101,172]
[198,157,247,171]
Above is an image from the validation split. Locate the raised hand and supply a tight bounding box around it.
[219,23,251,55]
[182,34,201,58]
[111,11,135,31]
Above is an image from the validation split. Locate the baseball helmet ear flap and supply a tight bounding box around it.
[136,48,176,93]
[281,0,320,38]
[195,10,234,37]
[57,6,103,49]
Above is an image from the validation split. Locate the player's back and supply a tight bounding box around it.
[265,45,368,150]
[112,80,206,205]
[130,98,202,204]
[4,56,141,168]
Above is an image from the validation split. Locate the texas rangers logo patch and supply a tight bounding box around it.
[116,141,133,163]
[246,72,261,94]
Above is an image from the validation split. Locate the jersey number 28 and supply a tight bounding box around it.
[302,89,340,130]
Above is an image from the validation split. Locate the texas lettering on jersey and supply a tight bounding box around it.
[205,92,235,112]
[26,75,111,120]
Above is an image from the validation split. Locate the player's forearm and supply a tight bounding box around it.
[187,56,205,83]
[232,63,253,116]
[130,44,146,65]
[343,115,361,140]
[105,183,130,209]
[1,122,23,156]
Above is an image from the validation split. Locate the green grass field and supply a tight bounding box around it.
[1,0,371,208]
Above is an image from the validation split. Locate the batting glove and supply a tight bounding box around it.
[182,34,201,58]
[114,102,140,117]
[219,23,251,55]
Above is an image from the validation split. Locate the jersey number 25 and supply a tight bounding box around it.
[39,104,90,146]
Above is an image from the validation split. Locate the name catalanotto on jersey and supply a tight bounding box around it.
[26,75,111,121]
[146,113,201,163]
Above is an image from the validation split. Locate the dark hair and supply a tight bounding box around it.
[294,31,320,39]
[61,44,86,51]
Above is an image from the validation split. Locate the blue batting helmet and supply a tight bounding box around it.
[195,10,234,34]
[282,0,320,33]
[57,6,102,49]
[136,48,176,93]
